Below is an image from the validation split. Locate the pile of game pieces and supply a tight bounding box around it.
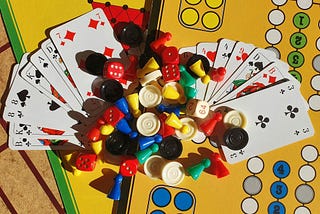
[2,3,314,201]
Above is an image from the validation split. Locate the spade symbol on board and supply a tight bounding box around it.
[17,89,30,107]
[35,70,43,84]
[254,62,264,71]
[43,63,48,68]
[48,100,60,111]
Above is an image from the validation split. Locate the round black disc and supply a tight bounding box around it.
[85,52,107,76]
[159,136,183,160]
[119,22,143,47]
[100,79,123,103]
[223,127,249,151]
[105,131,130,155]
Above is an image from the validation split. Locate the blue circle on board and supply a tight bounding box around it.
[152,187,171,207]
[150,210,165,214]
[273,161,290,178]
[174,191,194,211]
[268,201,286,214]
[270,181,288,199]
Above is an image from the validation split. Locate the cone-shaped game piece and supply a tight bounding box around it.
[179,64,196,87]
[116,118,138,139]
[115,97,132,120]
[189,59,211,84]
[135,144,159,164]
[187,158,211,180]
[210,152,230,178]
[126,93,141,118]
[107,174,123,200]
[138,134,163,150]
[199,112,223,136]
[136,57,160,78]
[165,112,189,134]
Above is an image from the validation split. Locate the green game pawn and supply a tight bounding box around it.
[179,65,196,87]
[135,144,159,164]
[187,158,211,180]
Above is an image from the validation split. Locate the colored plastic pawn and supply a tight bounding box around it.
[157,104,180,116]
[165,112,189,134]
[162,85,186,104]
[189,59,211,84]
[179,65,196,87]
[138,134,163,150]
[115,97,132,121]
[85,52,107,76]
[210,152,229,178]
[116,118,138,139]
[107,174,123,201]
[158,113,176,138]
[200,112,223,136]
[126,93,141,118]
[187,158,211,180]
[149,32,172,54]
[183,86,197,100]
[123,55,138,81]
[135,144,159,164]
[136,57,160,78]
[210,67,226,82]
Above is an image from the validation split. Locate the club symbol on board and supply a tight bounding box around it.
[19,124,31,135]
[285,105,299,118]
[22,138,31,147]
[255,115,270,128]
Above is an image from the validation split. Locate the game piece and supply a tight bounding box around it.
[149,32,172,54]
[223,110,247,128]
[199,112,223,136]
[135,144,159,164]
[126,93,141,118]
[223,127,249,151]
[144,155,166,179]
[161,161,185,186]
[159,136,183,160]
[157,113,176,138]
[136,57,160,78]
[186,54,211,76]
[139,69,162,86]
[90,139,103,159]
[210,152,230,178]
[187,158,211,180]
[138,134,163,150]
[165,112,189,134]
[157,104,181,116]
[210,67,226,82]
[123,55,138,80]
[161,64,180,83]
[75,153,97,172]
[105,131,130,156]
[107,174,123,201]
[136,112,161,136]
[161,46,179,65]
[189,59,211,84]
[115,97,132,120]
[186,98,210,119]
[100,124,115,136]
[116,118,138,139]
[179,65,196,87]
[118,22,143,47]
[85,52,107,76]
[175,117,198,141]
[138,85,162,108]
[87,126,101,142]
[99,79,124,103]
[120,157,139,177]
[162,83,186,104]
[103,61,125,80]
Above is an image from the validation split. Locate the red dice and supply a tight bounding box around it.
[119,157,139,177]
[103,106,125,127]
[75,153,97,172]
[104,62,125,80]
[161,46,179,65]
[161,64,180,83]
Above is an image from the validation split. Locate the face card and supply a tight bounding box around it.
[30,48,82,111]
[211,80,314,164]
[50,8,128,101]
[41,39,83,106]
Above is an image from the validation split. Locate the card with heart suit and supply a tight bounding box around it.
[50,8,128,102]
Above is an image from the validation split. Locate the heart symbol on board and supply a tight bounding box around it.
[242,53,249,61]
[206,51,216,62]
[236,55,241,60]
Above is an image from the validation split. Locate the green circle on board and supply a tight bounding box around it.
[290,32,307,49]
[289,70,302,83]
[287,51,305,68]
[293,12,310,29]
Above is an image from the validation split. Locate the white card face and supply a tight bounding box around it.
[41,39,83,106]
[210,48,277,104]
[196,42,218,66]
[211,80,314,164]
[213,39,236,69]
[50,8,127,101]
[30,48,82,111]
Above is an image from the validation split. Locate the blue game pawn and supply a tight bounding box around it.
[107,174,123,200]
[116,118,138,139]
[135,144,159,164]
[157,104,181,116]
[187,158,211,180]
[115,97,132,121]
[138,134,163,150]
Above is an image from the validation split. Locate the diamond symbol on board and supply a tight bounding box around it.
[88,19,99,29]
[104,47,114,57]
[64,30,76,41]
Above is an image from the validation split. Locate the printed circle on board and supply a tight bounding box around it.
[273,161,290,179]
[294,206,311,214]
[310,75,320,91]
[180,7,199,26]
[185,0,201,5]
[296,0,313,10]
[301,145,318,162]
[290,32,307,49]
[265,28,282,45]
[316,38,320,51]
[268,201,285,214]
[241,197,259,214]
[287,51,304,68]
[243,175,262,196]
[293,12,310,29]
[308,94,320,111]
[247,156,264,174]
[270,181,288,199]
[205,0,223,9]
[289,70,302,83]
[174,191,194,211]
[265,46,281,59]
[295,184,314,204]
[298,164,316,182]
[151,187,171,207]
[268,9,285,26]
[312,54,320,72]
[271,0,288,6]
[201,11,220,30]
[150,210,165,214]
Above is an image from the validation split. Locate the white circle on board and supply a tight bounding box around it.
[312,55,320,72]
[265,46,281,59]
[247,157,264,174]
[301,145,318,162]
[299,164,316,182]
[265,28,282,45]
[268,9,285,26]
[295,184,314,204]
[294,206,311,214]
[296,0,313,10]
[316,37,320,51]
[310,75,320,90]
[271,0,288,6]
[308,94,320,111]
[241,197,259,214]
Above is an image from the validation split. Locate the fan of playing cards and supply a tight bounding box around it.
[2,8,314,164]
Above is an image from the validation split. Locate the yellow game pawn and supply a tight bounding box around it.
[162,85,186,104]
[136,57,160,78]
[126,93,141,118]
[91,139,104,164]
[165,112,189,134]
[100,124,114,136]
[189,59,211,84]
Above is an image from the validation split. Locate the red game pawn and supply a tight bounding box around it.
[150,32,172,54]
[210,152,230,178]
[158,113,176,138]
[210,67,226,82]
[199,112,223,136]
[123,55,138,81]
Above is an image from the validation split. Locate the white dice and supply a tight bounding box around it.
[186,99,209,119]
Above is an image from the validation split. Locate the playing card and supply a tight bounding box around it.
[213,39,236,69]
[50,8,128,102]
[41,39,83,106]
[196,42,218,66]
[211,80,314,164]
[30,48,82,111]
